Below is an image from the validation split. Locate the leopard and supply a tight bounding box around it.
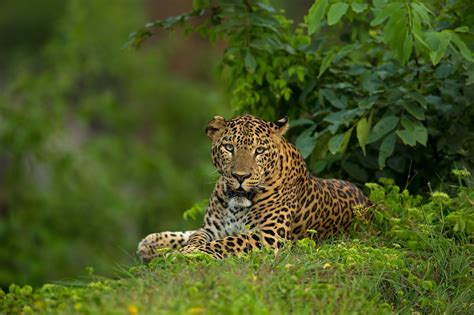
[137,114,370,260]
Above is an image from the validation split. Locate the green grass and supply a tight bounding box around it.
[2,177,473,314]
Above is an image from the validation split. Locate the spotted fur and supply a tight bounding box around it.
[138,115,370,260]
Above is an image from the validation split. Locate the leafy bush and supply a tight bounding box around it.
[366,170,473,244]
[130,0,474,191]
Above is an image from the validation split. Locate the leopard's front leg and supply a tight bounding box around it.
[181,233,259,258]
[138,185,227,260]
[182,221,292,259]
[137,231,196,261]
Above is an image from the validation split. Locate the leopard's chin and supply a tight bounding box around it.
[226,187,257,209]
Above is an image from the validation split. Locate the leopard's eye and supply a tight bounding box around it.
[255,147,266,155]
[223,144,234,152]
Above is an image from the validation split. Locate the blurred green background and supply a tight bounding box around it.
[0,0,230,286]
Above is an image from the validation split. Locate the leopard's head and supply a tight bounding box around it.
[205,115,289,208]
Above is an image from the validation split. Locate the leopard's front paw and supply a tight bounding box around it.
[137,233,168,261]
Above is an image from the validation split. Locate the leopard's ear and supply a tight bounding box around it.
[274,116,289,136]
[205,116,227,141]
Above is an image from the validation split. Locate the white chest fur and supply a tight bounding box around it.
[223,200,251,236]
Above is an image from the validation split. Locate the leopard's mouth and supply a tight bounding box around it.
[226,187,256,200]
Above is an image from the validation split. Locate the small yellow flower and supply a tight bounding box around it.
[323,263,332,269]
[128,304,139,315]
[189,307,205,314]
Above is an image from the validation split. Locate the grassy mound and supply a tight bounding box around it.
[2,177,473,314]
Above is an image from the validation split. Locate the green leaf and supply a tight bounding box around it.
[296,126,317,158]
[306,0,328,35]
[361,73,383,93]
[401,118,428,146]
[335,44,358,61]
[290,118,315,128]
[327,2,349,26]
[414,125,428,146]
[356,116,371,155]
[250,36,285,52]
[408,91,427,109]
[339,127,354,154]
[410,2,432,25]
[183,199,208,220]
[296,66,306,82]
[318,52,336,78]
[402,31,413,64]
[371,2,403,26]
[413,31,431,52]
[384,8,407,64]
[323,110,345,124]
[321,89,347,109]
[451,33,474,62]
[396,129,416,146]
[426,31,451,65]
[378,133,397,169]
[312,159,327,174]
[435,63,454,79]
[244,51,257,73]
[256,2,276,13]
[367,116,399,144]
[404,102,425,120]
[328,133,344,154]
[454,26,469,33]
[351,2,368,13]
[373,0,387,9]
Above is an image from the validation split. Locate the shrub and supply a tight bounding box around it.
[130,0,474,191]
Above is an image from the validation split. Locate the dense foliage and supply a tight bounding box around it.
[131,0,474,191]
[2,178,473,314]
[0,0,225,286]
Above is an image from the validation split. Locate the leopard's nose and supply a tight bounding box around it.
[231,171,251,184]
